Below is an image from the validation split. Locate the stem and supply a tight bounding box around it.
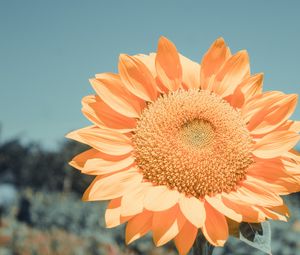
[192,232,214,255]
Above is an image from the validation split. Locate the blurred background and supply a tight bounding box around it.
[0,1,300,255]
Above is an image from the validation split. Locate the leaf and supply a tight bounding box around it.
[239,222,263,241]
[227,218,240,238]
[239,221,272,254]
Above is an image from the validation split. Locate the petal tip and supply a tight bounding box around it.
[157,36,176,49]
[82,193,89,201]
[213,37,226,47]
[237,49,249,58]
[65,130,77,140]
[158,35,170,43]
[119,53,129,61]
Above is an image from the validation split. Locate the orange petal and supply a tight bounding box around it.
[82,168,142,201]
[271,120,295,134]
[155,36,182,91]
[135,53,167,93]
[280,157,300,184]
[212,50,250,98]
[225,178,283,207]
[66,125,96,144]
[119,54,158,102]
[69,148,134,175]
[252,130,300,159]
[179,195,205,228]
[205,195,243,222]
[125,210,152,244]
[121,183,151,217]
[179,54,200,89]
[152,205,186,246]
[241,91,283,123]
[290,121,300,133]
[241,179,284,207]
[105,198,133,228]
[202,201,228,246]
[283,151,300,164]
[248,94,298,135]
[268,204,290,217]
[247,157,286,174]
[220,195,265,223]
[135,53,157,77]
[90,73,145,118]
[229,73,263,108]
[174,220,198,255]
[68,126,133,156]
[246,175,294,195]
[69,148,99,171]
[200,37,231,90]
[246,161,299,194]
[144,185,179,211]
[81,95,136,133]
[255,206,287,222]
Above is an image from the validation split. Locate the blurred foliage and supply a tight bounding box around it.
[0,191,177,255]
[0,191,300,255]
[0,136,92,194]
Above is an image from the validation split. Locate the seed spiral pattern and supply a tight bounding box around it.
[133,89,253,198]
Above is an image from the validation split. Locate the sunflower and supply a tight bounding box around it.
[67,37,300,255]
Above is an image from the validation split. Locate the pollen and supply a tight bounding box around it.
[133,89,253,198]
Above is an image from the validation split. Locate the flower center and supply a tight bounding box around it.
[133,89,253,198]
[179,119,215,149]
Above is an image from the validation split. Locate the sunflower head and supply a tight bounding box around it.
[67,36,300,255]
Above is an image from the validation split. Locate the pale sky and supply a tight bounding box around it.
[1,0,300,149]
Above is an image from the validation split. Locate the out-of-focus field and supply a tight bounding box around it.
[1,191,300,255]
[1,138,300,255]
[0,191,178,255]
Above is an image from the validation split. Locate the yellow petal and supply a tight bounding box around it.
[66,125,96,144]
[220,195,265,223]
[152,205,185,246]
[121,183,151,217]
[119,54,158,102]
[174,220,198,255]
[91,73,145,118]
[202,202,228,246]
[212,50,250,98]
[200,37,231,90]
[248,94,298,135]
[252,130,300,159]
[241,91,283,123]
[135,53,156,77]
[290,121,300,133]
[205,194,243,222]
[144,185,179,211]
[179,54,200,89]
[125,210,152,244]
[246,161,299,194]
[105,198,133,228]
[229,73,263,108]
[69,148,134,175]
[225,179,283,207]
[82,168,142,201]
[280,157,300,184]
[155,36,182,91]
[255,206,287,222]
[179,194,205,228]
[68,126,133,156]
[268,204,290,217]
[81,95,136,133]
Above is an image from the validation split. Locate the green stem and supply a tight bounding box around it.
[192,232,214,255]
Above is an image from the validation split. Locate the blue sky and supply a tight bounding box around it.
[1,1,300,149]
